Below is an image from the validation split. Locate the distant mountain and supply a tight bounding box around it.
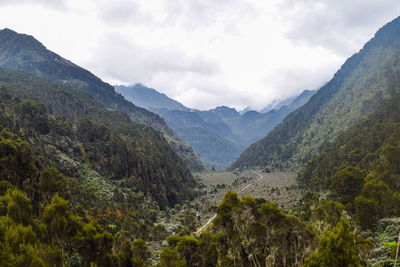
[115,84,189,111]
[229,90,316,144]
[117,82,314,169]
[231,16,400,171]
[0,28,205,171]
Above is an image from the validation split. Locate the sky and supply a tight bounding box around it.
[0,0,399,110]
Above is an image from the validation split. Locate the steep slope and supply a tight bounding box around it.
[0,28,205,171]
[0,68,195,208]
[115,84,189,111]
[0,28,170,133]
[231,17,400,170]
[293,90,400,266]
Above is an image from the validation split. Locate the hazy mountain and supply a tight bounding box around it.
[115,84,189,111]
[117,82,314,169]
[0,28,205,171]
[231,16,400,170]
[229,90,316,144]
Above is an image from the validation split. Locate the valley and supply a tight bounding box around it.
[1,10,400,267]
[116,84,315,170]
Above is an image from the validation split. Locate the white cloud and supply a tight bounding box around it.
[0,0,68,10]
[280,0,400,56]
[0,0,399,110]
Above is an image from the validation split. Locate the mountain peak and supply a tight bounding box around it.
[115,84,189,111]
[0,28,45,48]
[1,28,17,34]
[210,105,240,119]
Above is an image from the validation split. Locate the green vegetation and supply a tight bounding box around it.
[298,92,400,229]
[0,71,195,208]
[303,219,362,267]
[0,187,153,266]
[0,82,198,264]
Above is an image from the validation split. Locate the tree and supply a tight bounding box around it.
[329,166,365,204]
[75,220,114,265]
[39,167,67,201]
[42,195,82,250]
[0,188,33,226]
[303,219,362,267]
[158,247,186,267]
[354,195,378,229]
[131,239,150,267]
[0,132,38,188]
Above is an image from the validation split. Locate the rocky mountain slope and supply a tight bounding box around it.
[231,16,400,171]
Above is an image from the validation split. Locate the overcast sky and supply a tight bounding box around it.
[0,0,399,110]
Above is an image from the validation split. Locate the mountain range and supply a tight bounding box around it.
[116,84,315,169]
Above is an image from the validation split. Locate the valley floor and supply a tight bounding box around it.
[193,170,301,231]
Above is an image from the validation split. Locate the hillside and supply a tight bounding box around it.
[0,68,195,208]
[117,83,314,169]
[299,90,400,221]
[294,86,400,265]
[231,17,400,170]
[0,28,169,133]
[0,28,205,171]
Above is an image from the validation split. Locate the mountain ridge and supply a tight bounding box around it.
[231,16,400,170]
[0,28,205,171]
[0,28,170,133]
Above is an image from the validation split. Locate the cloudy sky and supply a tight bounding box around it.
[0,0,399,110]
